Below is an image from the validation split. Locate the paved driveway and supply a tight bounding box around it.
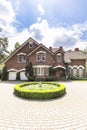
[0,81,87,130]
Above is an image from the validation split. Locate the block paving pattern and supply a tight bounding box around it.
[0,81,87,130]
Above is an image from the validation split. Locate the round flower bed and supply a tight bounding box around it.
[14,82,66,100]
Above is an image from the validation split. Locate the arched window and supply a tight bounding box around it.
[73,68,77,76]
[79,68,83,77]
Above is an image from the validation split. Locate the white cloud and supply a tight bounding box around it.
[37,4,45,15]
[29,19,87,50]
[6,19,87,51]
[0,0,15,23]
[0,0,87,52]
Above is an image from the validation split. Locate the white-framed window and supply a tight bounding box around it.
[36,54,41,61]
[41,54,46,61]
[37,68,44,76]
[79,68,83,77]
[36,53,46,61]
[22,56,26,63]
[18,56,26,63]
[57,53,62,62]
[45,68,49,75]
[73,68,77,76]
[18,56,22,63]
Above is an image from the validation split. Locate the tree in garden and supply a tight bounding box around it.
[1,66,8,81]
[25,62,34,81]
[0,28,9,63]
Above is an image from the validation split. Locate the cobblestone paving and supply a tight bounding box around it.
[0,81,87,130]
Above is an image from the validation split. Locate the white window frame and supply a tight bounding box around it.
[37,68,44,76]
[36,53,46,61]
[18,55,26,63]
[57,53,62,62]
[22,56,26,63]
[41,54,46,61]
[18,56,22,63]
[36,54,41,61]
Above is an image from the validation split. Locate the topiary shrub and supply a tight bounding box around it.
[14,82,66,100]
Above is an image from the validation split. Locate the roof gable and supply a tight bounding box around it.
[28,44,54,56]
[4,37,39,63]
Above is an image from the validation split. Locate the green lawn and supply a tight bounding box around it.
[22,83,58,90]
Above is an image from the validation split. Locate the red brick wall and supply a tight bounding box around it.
[29,47,54,66]
[5,42,38,70]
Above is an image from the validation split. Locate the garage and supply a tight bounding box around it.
[20,71,28,80]
[8,71,17,80]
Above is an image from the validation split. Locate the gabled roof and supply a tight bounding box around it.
[4,37,39,63]
[54,47,65,54]
[28,44,54,56]
[64,50,87,63]
[52,48,59,53]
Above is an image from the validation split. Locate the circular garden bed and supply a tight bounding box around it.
[14,82,66,100]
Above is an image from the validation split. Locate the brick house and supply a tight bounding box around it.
[4,37,87,80]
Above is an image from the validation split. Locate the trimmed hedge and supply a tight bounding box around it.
[69,76,87,80]
[14,82,66,100]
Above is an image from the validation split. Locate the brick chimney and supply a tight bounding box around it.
[59,46,63,50]
[74,48,79,51]
[49,46,52,51]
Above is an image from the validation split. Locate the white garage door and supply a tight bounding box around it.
[20,71,28,80]
[9,72,17,80]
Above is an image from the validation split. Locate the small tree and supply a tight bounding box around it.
[1,66,8,81]
[25,62,34,81]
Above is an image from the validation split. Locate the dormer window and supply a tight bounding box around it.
[57,53,62,62]
[36,51,46,61]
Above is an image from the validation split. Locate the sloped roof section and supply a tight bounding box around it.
[64,50,87,63]
[4,37,39,63]
[28,44,54,56]
[52,48,59,53]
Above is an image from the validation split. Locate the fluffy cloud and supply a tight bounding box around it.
[29,20,87,50]
[0,0,15,23]
[37,4,45,15]
[0,0,87,51]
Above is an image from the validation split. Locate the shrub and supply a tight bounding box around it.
[69,76,87,80]
[28,76,35,81]
[14,82,66,100]
[45,76,57,81]
[1,66,8,81]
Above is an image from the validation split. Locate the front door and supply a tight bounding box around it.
[56,68,65,79]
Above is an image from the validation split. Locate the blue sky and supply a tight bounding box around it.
[0,0,87,50]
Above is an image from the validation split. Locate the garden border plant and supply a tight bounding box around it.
[14,82,66,100]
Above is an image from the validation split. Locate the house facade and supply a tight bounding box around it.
[5,37,87,80]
